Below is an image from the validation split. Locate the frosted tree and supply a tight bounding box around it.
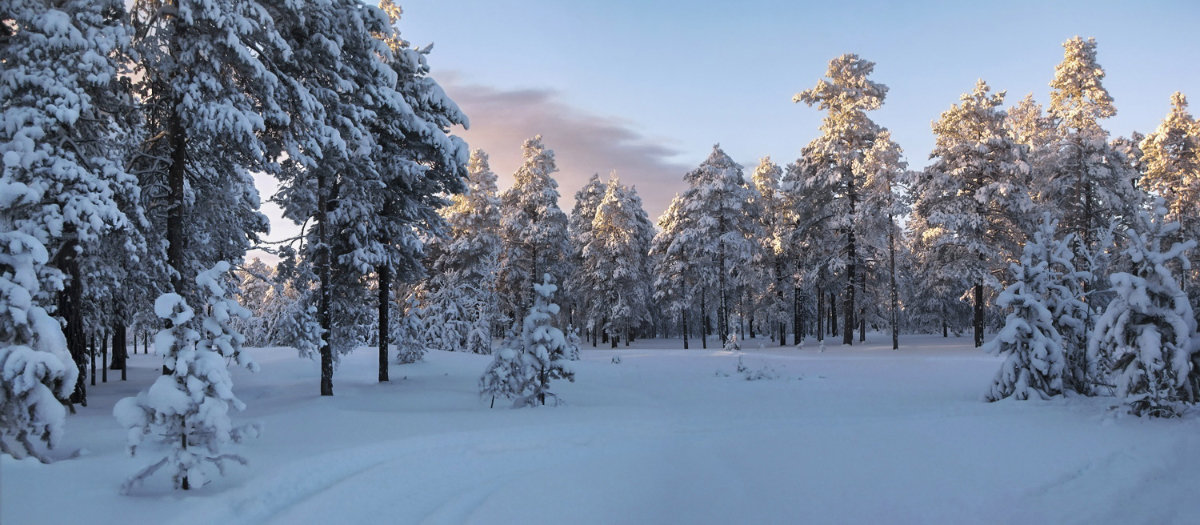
[1040,37,1141,270]
[270,0,467,391]
[1088,203,1198,416]
[676,146,761,346]
[984,218,1083,401]
[1139,92,1200,322]
[392,297,428,364]
[0,231,78,462]
[568,173,609,339]
[858,131,908,348]
[480,275,575,407]
[498,136,571,327]
[910,80,1032,347]
[794,54,889,345]
[2,0,143,405]
[114,262,260,492]
[750,158,792,344]
[651,195,702,348]
[425,149,504,353]
[580,178,654,347]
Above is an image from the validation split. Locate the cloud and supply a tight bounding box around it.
[440,75,689,223]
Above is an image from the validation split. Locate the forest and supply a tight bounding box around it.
[2,0,1199,503]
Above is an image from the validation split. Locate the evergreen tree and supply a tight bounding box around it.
[650,195,702,348]
[480,274,575,407]
[910,80,1031,347]
[858,131,908,348]
[1088,202,1198,417]
[2,0,142,406]
[581,178,653,347]
[1040,37,1141,269]
[984,218,1078,401]
[568,173,608,340]
[114,262,259,492]
[498,136,570,328]
[795,54,889,345]
[750,158,791,344]
[1139,92,1200,322]
[425,149,503,353]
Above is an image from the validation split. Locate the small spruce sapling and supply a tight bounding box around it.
[1088,202,1198,417]
[114,262,259,492]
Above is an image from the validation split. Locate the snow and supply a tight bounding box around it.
[5,335,1200,523]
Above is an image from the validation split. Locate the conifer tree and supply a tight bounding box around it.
[911,80,1031,347]
[795,54,889,345]
[480,275,575,407]
[568,173,608,339]
[1140,92,1200,321]
[3,0,142,406]
[651,196,701,348]
[498,136,571,327]
[750,158,791,344]
[581,178,653,347]
[1040,37,1141,269]
[1088,203,1198,417]
[984,218,1077,401]
[115,262,259,492]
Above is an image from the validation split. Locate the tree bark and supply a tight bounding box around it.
[829,291,837,338]
[682,310,689,350]
[318,171,333,396]
[816,282,824,342]
[378,264,390,382]
[56,239,87,406]
[889,224,899,350]
[167,103,187,294]
[973,282,984,348]
[101,330,108,383]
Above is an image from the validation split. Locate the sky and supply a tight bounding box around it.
[255,0,1200,255]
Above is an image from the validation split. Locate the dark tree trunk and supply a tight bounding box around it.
[792,286,802,345]
[889,223,899,350]
[682,310,689,350]
[829,291,837,337]
[318,171,333,396]
[167,104,187,295]
[378,264,390,382]
[110,321,127,370]
[844,170,856,347]
[611,333,618,348]
[101,330,108,383]
[943,320,948,338]
[700,292,708,349]
[858,312,865,343]
[816,283,824,342]
[90,333,96,386]
[718,240,728,346]
[973,282,984,348]
[56,239,87,406]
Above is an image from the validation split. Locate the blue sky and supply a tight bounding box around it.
[394,0,1200,222]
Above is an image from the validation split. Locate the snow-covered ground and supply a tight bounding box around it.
[5,334,1200,524]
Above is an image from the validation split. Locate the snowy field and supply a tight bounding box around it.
[4,334,1200,524]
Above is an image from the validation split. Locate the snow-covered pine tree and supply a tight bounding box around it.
[581,178,654,347]
[984,218,1077,401]
[794,54,890,346]
[128,0,285,298]
[910,79,1032,348]
[1039,37,1141,275]
[750,158,792,344]
[114,262,259,492]
[480,275,575,407]
[1088,202,1198,417]
[0,231,78,462]
[2,0,143,405]
[858,131,908,349]
[568,173,609,342]
[650,195,701,348]
[516,275,576,407]
[1139,92,1200,323]
[676,146,761,347]
[393,296,428,365]
[497,136,571,328]
[424,149,503,353]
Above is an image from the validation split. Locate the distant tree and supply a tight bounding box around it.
[858,131,908,348]
[911,80,1031,347]
[795,54,889,345]
[651,195,701,348]
[581,178,654,347]
[1139,92,1200,321]
[750,158,791,344]
[1088,203,1198,417]
[498,136,571,327]
[568,173,609,340]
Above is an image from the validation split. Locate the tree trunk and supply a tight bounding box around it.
[829,291,837,338]
[110,321,127,371]
[844,169,856,347]
[682,310,689,350]
[973,282,984,348]
[943,320,948,338]
[378,264,390,383]
[318,171,334,396]
[101,330,108,383]
[792,286,802,345]
[858,311,865,343]
[700,292,708,349]
[90,333,96,386]
[718,240,728,346]
[816,283,824,342]
[56,239,87,406]
[889,222,899,350]
[167,103,188,294]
